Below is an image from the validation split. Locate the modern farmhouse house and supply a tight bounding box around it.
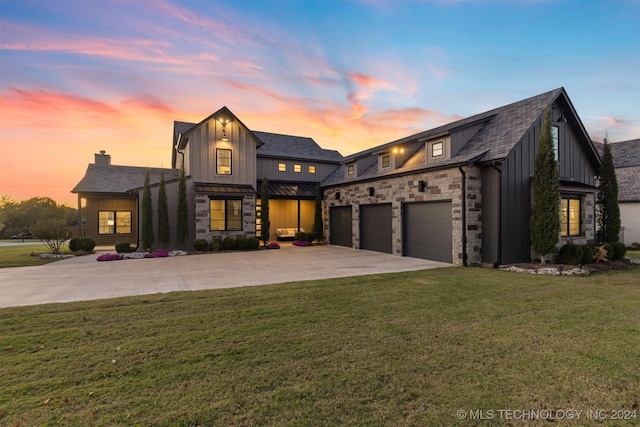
[72,87,604,265]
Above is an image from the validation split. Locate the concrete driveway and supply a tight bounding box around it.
[0,244,452,308]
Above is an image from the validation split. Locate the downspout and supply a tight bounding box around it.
[458,165,468,267]
[492,162,502,268]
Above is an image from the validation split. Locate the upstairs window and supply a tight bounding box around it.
[294,164,302,173]
[432,142,444,157]
[278,163,287,172]
[308,165,316,174]
[216,149,232,175]
[381,154,391,169]
[347,163,355,177]
[560,196,581,236]
[551,126,559,161]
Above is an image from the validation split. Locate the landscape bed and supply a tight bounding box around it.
[1,266,638,426]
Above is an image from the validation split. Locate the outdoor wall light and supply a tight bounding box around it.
[392,147,405,154]
[221,128,229,142]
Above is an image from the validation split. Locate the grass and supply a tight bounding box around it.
[626,250,640,259]
[0,243,70,268]
[1,266,638,426]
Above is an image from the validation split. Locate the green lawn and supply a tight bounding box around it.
[627,250,640,259]
[0,243,68,268]
[1,267,638,426]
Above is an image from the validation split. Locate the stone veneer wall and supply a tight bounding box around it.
[323,166,483,266]
[194,194,257,242]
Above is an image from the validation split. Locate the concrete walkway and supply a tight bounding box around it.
[0,245,451,308]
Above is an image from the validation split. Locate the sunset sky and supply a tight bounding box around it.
[1,0,639,207]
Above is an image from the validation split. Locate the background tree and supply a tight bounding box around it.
[176,165,189,248]
[141,170,154,250]
[529,107,560,264]
[260,178,270,246]
[157,170,170,248]
[312,184,323,241]
[596,138,621,243]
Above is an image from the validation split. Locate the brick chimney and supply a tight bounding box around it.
[94,150,111,166]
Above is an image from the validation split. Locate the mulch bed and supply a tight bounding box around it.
[513,259,636,273]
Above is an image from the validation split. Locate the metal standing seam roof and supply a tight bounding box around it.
[257,181,318,198]
[194,184,256,196]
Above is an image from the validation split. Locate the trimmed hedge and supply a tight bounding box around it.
[76,237,95,252]
[607,242,626,261]
[210,237,223,251]
[222,236,236,250]
[194,239,209,251]
[579,244,594,264]
[115,242,134,253]
[557,243,583,265]
[236,236,250,251]
[68,237,80,252]
[248,237,260,250]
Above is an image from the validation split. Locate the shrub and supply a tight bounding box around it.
[76,237,96,252]
[629,242,640,250]
[294,231,306,241]
[115,242,133,253]
[248,237,260,250]
[593,245,608,263]
[194,239,209,252]
[68,237,80,252]
[222,236,236,250]
[557,243,582,265]
[236,236,250,251]
[304,232,315,243]
[210,237,223,251]
[579,244,594,264]
[604,243,614,261]
[610,242,627,260]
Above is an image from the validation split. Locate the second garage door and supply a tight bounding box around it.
[329,206,353,248]
[360,204,392,254]
[403,201,452,263]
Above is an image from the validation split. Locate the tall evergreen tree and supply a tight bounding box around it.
[529,107,560,264]
[176,165,189,248]
[141,170,154,250]
[312,183,323,241]
[157,170,170,248]
[260,178,270,246]
[597,139,620,243]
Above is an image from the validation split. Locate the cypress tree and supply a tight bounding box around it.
[529,107,560,264]
[260,178,270,246]
[597,140,620,243]
[141,170,154,251]
[177,165,189,248]
[312,183,323,241]
[157,170,170,248]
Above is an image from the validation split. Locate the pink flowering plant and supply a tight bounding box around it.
[147,249,169,258]
[292,240,312,247]
[97,253,123,262]
[267,242,280,249]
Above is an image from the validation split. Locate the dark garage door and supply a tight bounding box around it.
[330,206,352,247]
[360,204,392,254]
[403,201,452,263]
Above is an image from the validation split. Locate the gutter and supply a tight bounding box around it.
[492,162,502,268]
[458,165,468,267]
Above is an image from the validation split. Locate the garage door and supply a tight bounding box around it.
[403,201,452,263]
[330,206,352,247]
[360,204,392,254]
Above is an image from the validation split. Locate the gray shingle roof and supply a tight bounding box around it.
[323,88,566,187]
[595,139,640,168]
[72,165,180,194]
[616,165,640,202]
[255,131,343,162]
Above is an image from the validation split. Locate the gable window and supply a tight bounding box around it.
[278,163,287,172]
[551,126,559,161]
[308,165,316,174]
[347,164,355,177]
[210,199,242,231]
[294,164,302,173]
[381,154,391,169]
[216,149,232,175]
[98,211,131,235]
[560,196,581,236]
[432,142,444,157]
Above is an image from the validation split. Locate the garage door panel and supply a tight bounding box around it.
[330,206,352,247]
[360,204,392,254]
[404,201,452,263]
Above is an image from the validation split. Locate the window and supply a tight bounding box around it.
[210,199,243,231]
[278,163,287,172]
[560,197,581,236]
[381,154,391,169]
[294,164,302,173]
[308,165,316,174]
[98,211,131,235]
[551,126,559,161]
[347,164,355,176]
[217,149,232,175]
[432,142,444,157]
